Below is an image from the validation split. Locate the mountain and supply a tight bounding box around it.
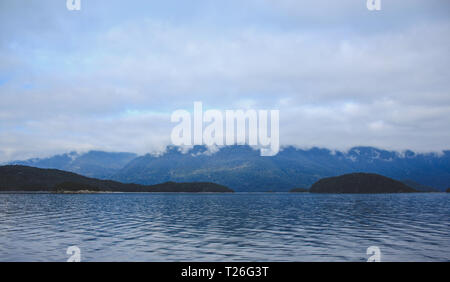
[111,145,450,192]
[9,151,137,179]
[310,173,417,194]
[9,146,450,192]
[401,180,439,192]
[0,165,233,193]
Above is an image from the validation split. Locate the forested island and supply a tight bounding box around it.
[309,173,417,194]
[0,165,233,193]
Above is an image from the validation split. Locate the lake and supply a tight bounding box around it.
[0,193,448,261]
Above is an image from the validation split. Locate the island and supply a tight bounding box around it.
[446,188,450,193]
[289,188,309,193]
[309,173,417,194]
[0,165,233,193]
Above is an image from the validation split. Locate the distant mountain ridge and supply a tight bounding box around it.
[401,180,439,192]
[9,151,137,179]
[8,146,450,192]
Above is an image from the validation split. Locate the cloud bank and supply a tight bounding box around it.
[1,0,450,161]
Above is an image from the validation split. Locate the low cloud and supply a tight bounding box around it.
[0,0,449,161]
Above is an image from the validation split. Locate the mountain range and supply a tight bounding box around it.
[9,151,137,179]
[8,145,450,192]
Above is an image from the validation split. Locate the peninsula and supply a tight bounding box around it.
[0,165,233,193]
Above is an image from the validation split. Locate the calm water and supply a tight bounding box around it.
[0,193,448,262]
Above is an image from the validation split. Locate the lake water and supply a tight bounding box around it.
[0,193,448,262]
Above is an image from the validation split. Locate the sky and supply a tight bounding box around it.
[0,0,450,162]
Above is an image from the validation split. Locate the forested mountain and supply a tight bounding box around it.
[9,146,450,192]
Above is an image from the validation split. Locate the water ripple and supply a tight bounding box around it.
[0,193,448,261]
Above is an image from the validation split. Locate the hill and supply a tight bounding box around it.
[111,146,449,191]
[8,146,450,192]
[9,151,137,179]
[309,173,417,194]
[0,165,233,193]
[401,180,439,192]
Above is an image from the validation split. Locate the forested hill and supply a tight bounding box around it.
[8,146,450,192]
[0,165,233,193]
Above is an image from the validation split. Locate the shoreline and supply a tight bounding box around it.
[0,191,446,195]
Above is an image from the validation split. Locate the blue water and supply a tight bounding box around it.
[0,193,448,261]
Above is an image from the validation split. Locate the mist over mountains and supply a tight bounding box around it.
[9,146,450,192]
[9,151,137,179]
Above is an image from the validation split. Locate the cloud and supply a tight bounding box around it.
[0,0,449,161]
